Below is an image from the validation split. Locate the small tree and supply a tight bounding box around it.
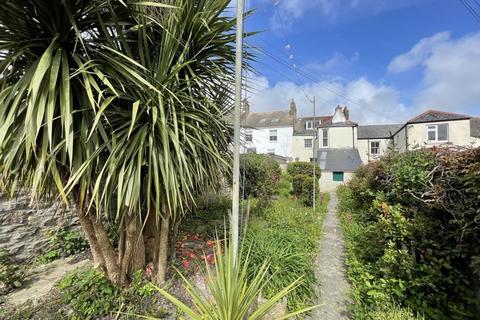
[239,154,282,200]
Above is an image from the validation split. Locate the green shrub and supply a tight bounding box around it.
[239,154,282,200]
[0,249,25,292]
[287,162,321,179]
[301,176,318,207]
[59,267,119,319]
[292,174,308,197]
[39,228,88,263]
[339,147,480,320]
[58,268,167,319]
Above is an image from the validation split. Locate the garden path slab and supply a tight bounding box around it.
[307,192,351,320]
[5,256,90,307]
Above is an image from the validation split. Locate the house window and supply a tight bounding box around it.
[245,130,252,142]
[332,171,344,182]
[306,121,313,129]
[304,138,312,148]
[426,124,448,142]
[269,129,277,142]
[309,157,317,163]
[370,141,380,155]
[322,129,328,147]
[267,149,275,155]
[246,147,256,154]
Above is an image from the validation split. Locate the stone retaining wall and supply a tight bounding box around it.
[0,194,79,261]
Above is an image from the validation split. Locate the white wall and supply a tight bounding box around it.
[292,135,317,162]
[357,138,393,164]
[471,136,480,148]
[318,126,357,149]
[406,119,471,149]
[319,171,354,192]
[243,126,293,158]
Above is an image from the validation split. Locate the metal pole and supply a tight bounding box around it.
[312,96,316,210]
[231,0,244,260]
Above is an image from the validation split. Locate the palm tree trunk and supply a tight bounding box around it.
[75,209,106,271]
[156,214,170,285]
[89,212,121,286]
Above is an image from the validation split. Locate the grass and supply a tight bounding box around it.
[244,175,329,312]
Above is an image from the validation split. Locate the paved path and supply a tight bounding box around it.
[307,192,351,320]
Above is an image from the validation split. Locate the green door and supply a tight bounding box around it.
[332,171,344,182]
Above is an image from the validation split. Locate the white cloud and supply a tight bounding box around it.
[304,52,359,74]
[262,0,428,31]
[388,31,450,73]
[390,31,480,114]
[246,74,416,124]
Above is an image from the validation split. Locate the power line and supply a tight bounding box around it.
[459,0,480,23]
[247,42,399,123]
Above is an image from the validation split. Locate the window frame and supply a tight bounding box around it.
[332,171,344,182]
[304,138,313,148]
[269,129,278,142]
[322,129,328,147]
[426,123,449,143]
[370,140,380,155]
[306,121,313,129]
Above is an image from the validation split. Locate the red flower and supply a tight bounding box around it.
[181,259,190,269]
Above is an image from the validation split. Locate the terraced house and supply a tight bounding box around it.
[241,99,480,190]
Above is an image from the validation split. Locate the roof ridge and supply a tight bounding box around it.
[408,109,469,123]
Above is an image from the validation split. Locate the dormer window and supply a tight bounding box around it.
[306,121,313,129]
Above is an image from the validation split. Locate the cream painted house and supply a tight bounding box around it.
[292,115,332,162]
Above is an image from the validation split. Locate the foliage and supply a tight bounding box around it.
[58,268,167,319]
[239,154,282,200]
[245,178,329,311]
[300,176,318,207]
[368,303,424,320]
[0,0,244,285]
[0,249,26,292]
[287,162,321,179]
[338,147,480,320]
[154,238,317,319]
[291,174,308,197]
[39,228,88,263]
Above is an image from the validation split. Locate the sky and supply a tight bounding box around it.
[235,0,480,124]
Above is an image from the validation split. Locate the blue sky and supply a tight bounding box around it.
[239,0,480,124]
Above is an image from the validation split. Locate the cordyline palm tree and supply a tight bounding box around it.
[0,0,239,286]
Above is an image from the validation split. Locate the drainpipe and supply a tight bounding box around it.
[405,126,408,151]
[367,138,370,162]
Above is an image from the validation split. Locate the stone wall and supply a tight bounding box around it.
[0,194,79,261]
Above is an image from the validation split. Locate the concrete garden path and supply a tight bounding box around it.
[307,192,351,320]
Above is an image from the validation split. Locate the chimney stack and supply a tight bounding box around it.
[343,106,350,120]
[289,98,297,118]
[332,105,347,123]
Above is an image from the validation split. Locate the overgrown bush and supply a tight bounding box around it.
[287,162,321,179]
[338,147,480,320]
[292,174,308,197]
[39,228,88,263]
[0,249,26,292]
[239,154,282,200]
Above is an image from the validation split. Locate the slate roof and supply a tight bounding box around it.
[471,117,480,138]
[357,124,403,139]
[243,110,294,128]
[293,116,333,135]
[317,148,363,172]
[407,110,470,124]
